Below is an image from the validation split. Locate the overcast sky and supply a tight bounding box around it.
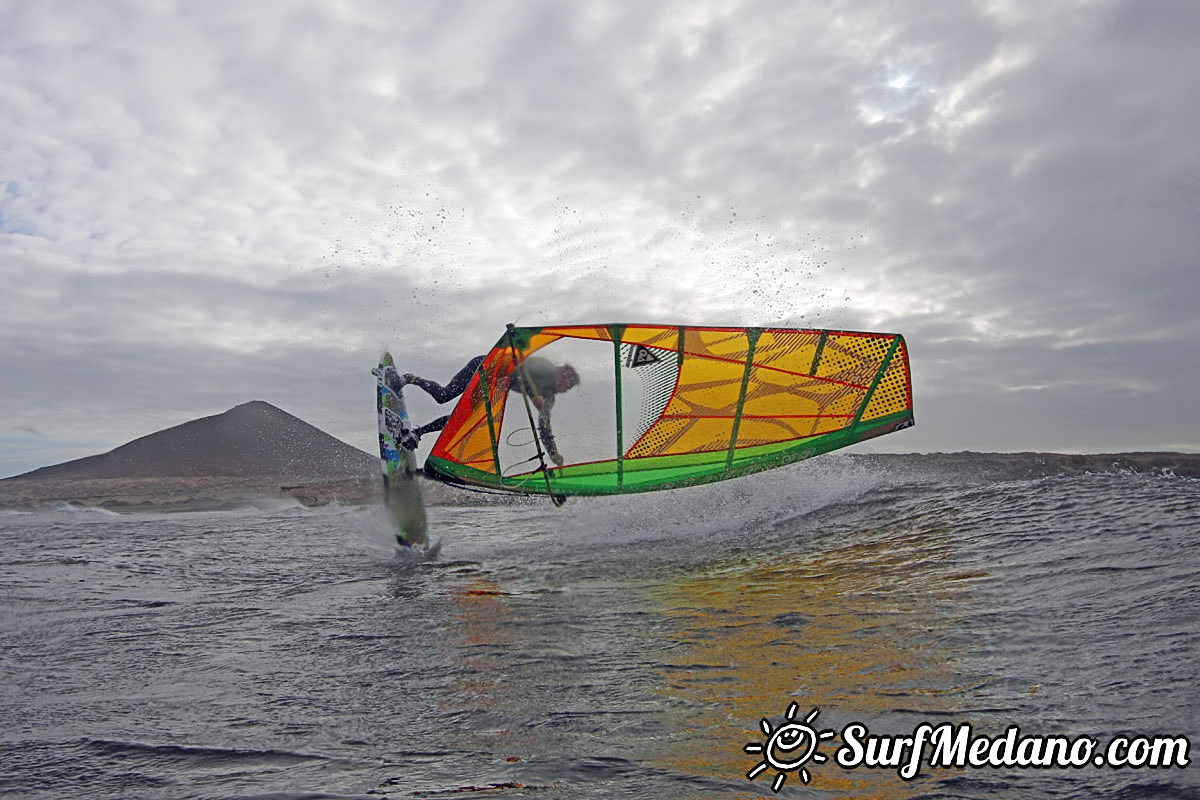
[3,0,1199,478]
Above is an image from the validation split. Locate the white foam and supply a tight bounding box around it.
[51,502,123,516]
[539,453,884,548]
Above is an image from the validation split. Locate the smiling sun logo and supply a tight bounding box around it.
[744,702,837,792]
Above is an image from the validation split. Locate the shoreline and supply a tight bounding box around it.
[0,474,495,513]
[2,451,1197,514]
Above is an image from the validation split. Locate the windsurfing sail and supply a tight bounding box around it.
[423,324,913,497]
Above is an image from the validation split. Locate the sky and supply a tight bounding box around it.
[3,0,1199,478]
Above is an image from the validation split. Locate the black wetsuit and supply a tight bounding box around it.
[507,357,562,458]
[391,356,562,456]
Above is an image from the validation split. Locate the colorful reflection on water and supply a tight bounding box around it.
[654,517,988,797]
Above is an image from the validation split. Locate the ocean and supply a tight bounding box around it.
[1,454,1197,799]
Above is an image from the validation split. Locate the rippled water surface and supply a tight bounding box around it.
[2,455,1198,798]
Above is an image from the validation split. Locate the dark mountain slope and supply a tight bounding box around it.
[9,401,375,482]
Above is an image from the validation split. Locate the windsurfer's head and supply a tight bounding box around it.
[555,364,581,393]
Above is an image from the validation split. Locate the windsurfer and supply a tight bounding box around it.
[382,356,580,465]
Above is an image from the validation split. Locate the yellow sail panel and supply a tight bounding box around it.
[751,329,823,375]
[625,330,747,459]
[517,331,565,357]
[620,325,681,350]
[860,339,911,422]
[682,327,752,363]
[633,416,737,457]
[537,325,612,344]
[661,356,747,418]
[813,333,894,386]
[626,416,692,457]
[731,416,809,447]
[740,369,859,420]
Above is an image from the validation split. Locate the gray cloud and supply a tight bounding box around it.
[2,0,1198,477]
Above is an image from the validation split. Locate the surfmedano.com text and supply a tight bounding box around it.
[836,722,1191,780]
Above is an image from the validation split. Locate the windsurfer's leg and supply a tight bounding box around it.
[405,355,486,404]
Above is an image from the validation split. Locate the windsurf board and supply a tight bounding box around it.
[375,352,428,547]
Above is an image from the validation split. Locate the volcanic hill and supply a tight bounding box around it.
[0,401,385,511]
[11,401,375,482]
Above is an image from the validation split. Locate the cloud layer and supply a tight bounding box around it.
[3,0,1199,476]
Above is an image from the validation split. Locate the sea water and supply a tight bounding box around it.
[1,454,1197,799]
